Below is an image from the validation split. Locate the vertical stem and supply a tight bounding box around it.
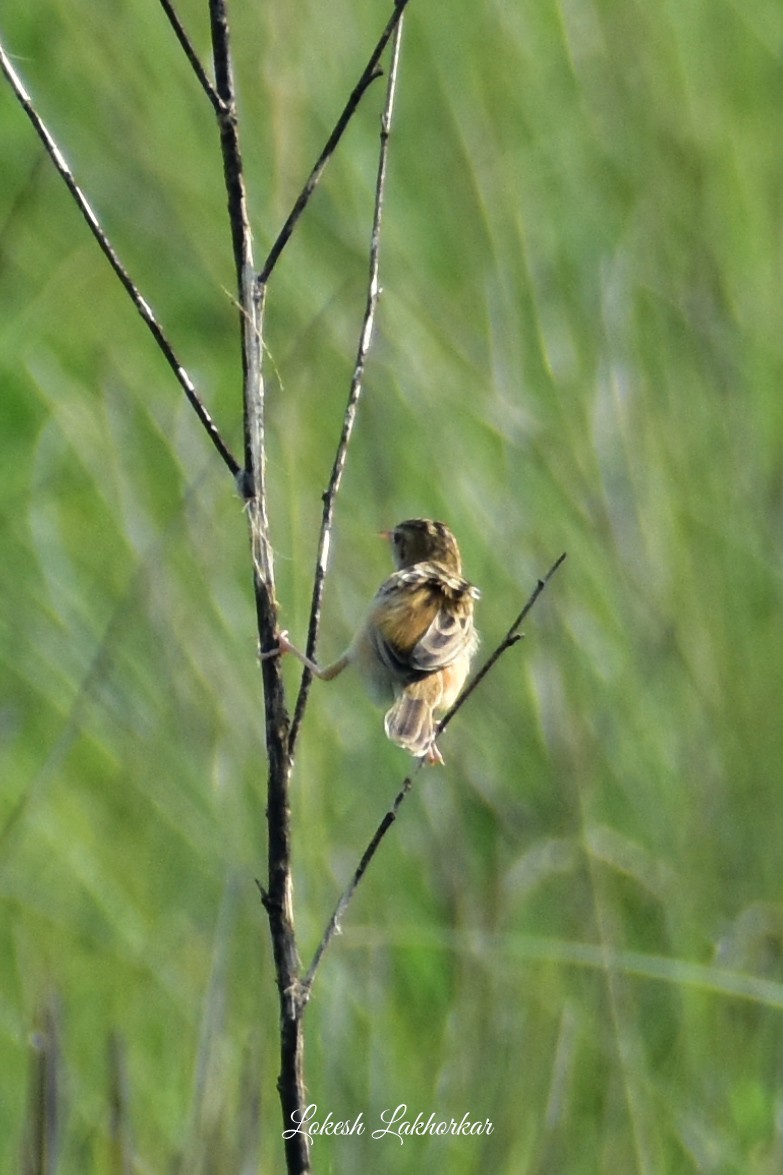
[207,3,308,1170]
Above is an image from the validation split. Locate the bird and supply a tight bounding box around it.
[270,519,480,763]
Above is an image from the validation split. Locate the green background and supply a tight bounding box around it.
[2,0,782,1170]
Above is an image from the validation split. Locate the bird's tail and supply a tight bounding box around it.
[384,693,436,759]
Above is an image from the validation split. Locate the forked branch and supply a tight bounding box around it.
[157,0,223,112]
[258,0,412,285]
[2,11,566,1174]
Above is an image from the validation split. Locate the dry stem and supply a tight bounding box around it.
[0,37,239,480]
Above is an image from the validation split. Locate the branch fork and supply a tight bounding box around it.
[1,6,566,1171]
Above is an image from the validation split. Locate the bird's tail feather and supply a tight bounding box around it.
[384,695,435,758]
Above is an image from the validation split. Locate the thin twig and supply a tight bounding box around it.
[257,0,412,285]
[300,764,422,1006]
[0,38,240,480]
[157,0,224,113]
[436,550,568,738]
[299,553,567,1005]
[289,17,405,756]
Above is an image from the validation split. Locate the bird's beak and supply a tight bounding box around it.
[378,529,392,541]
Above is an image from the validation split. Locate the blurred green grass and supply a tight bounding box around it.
[2,0,783,1170]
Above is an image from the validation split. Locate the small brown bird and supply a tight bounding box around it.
[272,519,479,763]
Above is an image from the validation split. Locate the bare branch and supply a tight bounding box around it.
[157,0,223,113]
[299,553,567,1004]
[436,550,568,738]
[207,0,266,496]
[258,0,412,285]
[206,6,307,1171]
[289,16,406,756]
[300,764,422,1006]
[0,38,240,480]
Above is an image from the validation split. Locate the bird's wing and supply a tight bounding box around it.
[370,563,479,681]
[407,605,476,672]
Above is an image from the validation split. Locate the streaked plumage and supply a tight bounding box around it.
[273,519,479,762]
